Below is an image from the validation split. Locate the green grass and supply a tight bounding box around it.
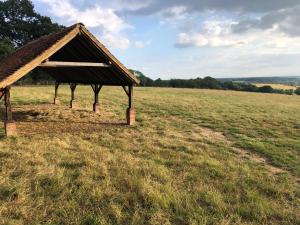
[0,86,299,225]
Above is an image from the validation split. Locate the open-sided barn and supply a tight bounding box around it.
[0,23,139,136]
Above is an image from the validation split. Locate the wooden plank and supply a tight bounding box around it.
[0,25,80,89]
[39,61,111,68]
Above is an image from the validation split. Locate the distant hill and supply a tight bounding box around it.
[129,70,299,95]
[218,76,300,86]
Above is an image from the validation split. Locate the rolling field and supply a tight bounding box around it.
[254,83,297,90]
[0,86,299,225]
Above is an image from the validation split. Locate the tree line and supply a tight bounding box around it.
[131,70,300,95]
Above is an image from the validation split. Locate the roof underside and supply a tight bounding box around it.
[0,24,139,88]
[41,34,133,85]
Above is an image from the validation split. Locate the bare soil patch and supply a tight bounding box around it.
[1,104,126,136]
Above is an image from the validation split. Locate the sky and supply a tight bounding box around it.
[32,0,300,79]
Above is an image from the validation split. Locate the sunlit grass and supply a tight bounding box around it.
[0,86,299,224]
[254,83,298,90]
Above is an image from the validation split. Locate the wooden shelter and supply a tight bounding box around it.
[0,23,139,136]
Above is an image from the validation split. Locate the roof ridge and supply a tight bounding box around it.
[0,23,139,88]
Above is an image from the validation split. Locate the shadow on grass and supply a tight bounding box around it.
[0,104,128,137]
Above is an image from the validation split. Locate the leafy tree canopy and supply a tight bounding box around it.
[0,38,14,60]
[0,0,64,47]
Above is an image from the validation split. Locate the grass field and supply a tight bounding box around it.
[254,83,298,90]
[0,86,299,225]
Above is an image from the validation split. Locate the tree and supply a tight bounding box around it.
[130,70,154,87]
[0,0,63,47]
[258,85,274,93]
[0,0,65,84]
[295,87,300,95]
[201,76,222,89]
[0,38,14,60]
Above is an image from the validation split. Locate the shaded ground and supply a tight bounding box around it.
[1,104,126,136]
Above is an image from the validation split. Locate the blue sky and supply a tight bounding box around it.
[32,0,300,79]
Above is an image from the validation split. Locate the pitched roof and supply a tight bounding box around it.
[0,23,139,89]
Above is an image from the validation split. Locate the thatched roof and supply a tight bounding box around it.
[0,23,139,88]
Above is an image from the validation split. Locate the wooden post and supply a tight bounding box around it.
[126,85,135,126]
[70,83,77,109]
[53,81,60,105]
[3,86,17,136]
[91,84,102,113]
[128,85,133,109]
[0,90,4,100]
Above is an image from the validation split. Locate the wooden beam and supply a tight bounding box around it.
[39,61,111,68]
[4,87,13,122]
[91,84,102,113]
[70,83,77,100]
[91,84,102,95]
[53,81,60,104]
[54,81,60,98]
[122,86,130,97]
[3,86,17,136]
[0,89,4,100]
[70,83,77,109]
[128,85,133,109]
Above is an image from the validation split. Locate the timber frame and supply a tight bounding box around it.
[91,84,103,113]
[0,23,139,136]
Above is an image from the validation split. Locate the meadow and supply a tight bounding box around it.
[0,86,299,225]
[254,83,297,90]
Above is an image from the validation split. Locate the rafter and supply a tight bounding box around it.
[39,61,111,68]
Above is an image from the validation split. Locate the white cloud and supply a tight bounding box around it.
[175,18,300,55]
[101,33,130,50]
[175,20,245,48]
[176,33,208,47]
[38,0,132,49]
[134,40,151,49]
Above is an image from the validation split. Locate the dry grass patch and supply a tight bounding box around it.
[254,83,298,90]
[0,86,299,225]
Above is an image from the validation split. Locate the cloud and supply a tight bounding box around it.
[101,33,131,49]
[175,20,245,48]
[233,5,300,37]
[176,33,208,48]
[174,17,300,56]
[38,0,132,49]
[72,0,151,12]
[129,0,300,39]
[128,0,300,16]
[134,40,151,49]
[162,6,187,19]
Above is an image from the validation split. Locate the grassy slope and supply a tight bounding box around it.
[0,86,299,225]
[254,83,298,90]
